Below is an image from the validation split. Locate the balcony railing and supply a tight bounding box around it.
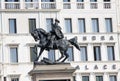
[104,3,111,9]
[0,2,113,10]
[77,2,84,9]
[63,2,71,9]
[41,2,56,9]
[5,2,20,9]
[25,2,39,9]
[90,2,98,9]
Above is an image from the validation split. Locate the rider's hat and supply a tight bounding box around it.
[55,19,60,23]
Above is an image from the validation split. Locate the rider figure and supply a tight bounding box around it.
[48,19,64,48]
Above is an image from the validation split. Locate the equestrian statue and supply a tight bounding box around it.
[31,19,80,64]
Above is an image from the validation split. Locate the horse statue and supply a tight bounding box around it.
[31,28,80,63]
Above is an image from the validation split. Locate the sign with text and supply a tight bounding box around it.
[71,62,120,72]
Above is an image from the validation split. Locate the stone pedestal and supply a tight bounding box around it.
[29,63,75,81]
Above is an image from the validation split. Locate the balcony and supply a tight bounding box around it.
[77,2,84,9]
[0,1,113,10]
[4,2,56,9]
[104,2,111,9]
[63,2,71,9]
[25,2,39,9]
[41,2,56,9]
[90,2,98,9]
[5,2,20,9]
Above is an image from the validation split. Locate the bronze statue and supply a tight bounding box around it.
[31,19,80,64]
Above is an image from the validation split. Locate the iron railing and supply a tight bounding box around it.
[104,2,111,9]
[77,2,84,9]
[90,2,98,9]
[5,2,20,9]
[41,2,56,9]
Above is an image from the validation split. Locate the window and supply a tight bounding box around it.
[81,46,88,61]
[48,50,55,62]
[10,47,18,63]
[96,76,103,81]
[41,0,55,9]
[78,18,86,33]
[104,0,111,9]
[41,0,55,2]
[104,0,110,2]
[109,75,117,81]
[107,46,115,61]
[77,0,84,2]
[90,0,97,2]
[64,18,72,33]
[4,77,6,81]
[46,18,53,32]
[11,78,19,81]
[9,19,17,34]
[91,18,99,32]
[29,18,36,33]
[63,0,71,9]
[30,47,37,62]
[105,18,112,32]
[63,0,70,2]
[82,76,89,81]
[90,0,98,9]
[93,46,101,61]
[5,0,19,2]
[67,47,74,61]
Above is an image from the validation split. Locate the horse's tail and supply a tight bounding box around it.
[68,36,80,51]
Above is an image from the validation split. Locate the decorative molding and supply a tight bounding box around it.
[7,74,21,78]
[6,43,20,46]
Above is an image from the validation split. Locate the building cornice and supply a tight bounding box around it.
[0,9,61,13]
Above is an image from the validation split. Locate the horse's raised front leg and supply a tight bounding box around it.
[35,48,44,61]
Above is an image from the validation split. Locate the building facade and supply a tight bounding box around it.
[0,0,120,81]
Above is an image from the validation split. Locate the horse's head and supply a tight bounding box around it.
[31,29,40,41]
[31,28,48,42]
